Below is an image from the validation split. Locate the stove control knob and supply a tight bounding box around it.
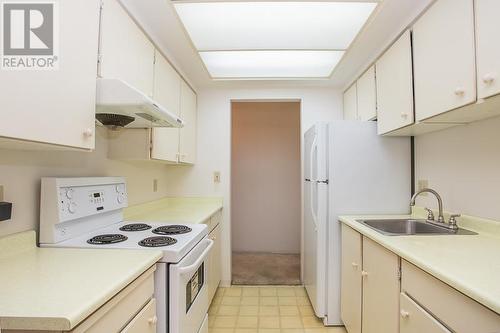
[66,188,74,199]
[117,194,125,204]
[68,202,77,214]
[116,184,125,193]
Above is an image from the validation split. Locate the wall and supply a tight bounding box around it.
[162,87,343,285]
[415,116,500,221]
[231,102,301,254]
[0,128,178,237]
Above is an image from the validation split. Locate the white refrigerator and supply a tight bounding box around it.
[303,121,411,325]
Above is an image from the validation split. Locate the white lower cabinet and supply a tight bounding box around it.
[120,298,157,333]
[207,223,222,302]
[400,293,451,333]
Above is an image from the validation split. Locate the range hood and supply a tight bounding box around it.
[96,78,183,130]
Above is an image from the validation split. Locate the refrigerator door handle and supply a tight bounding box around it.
[309,136,319,231]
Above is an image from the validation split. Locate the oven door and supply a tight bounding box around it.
[169,237,213,333]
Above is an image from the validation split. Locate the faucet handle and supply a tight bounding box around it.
[424,207,435,221]
[449,214,461,225]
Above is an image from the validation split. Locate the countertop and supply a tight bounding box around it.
[339,208,500,315]
[124,197,223,223]
[0,231,163,331]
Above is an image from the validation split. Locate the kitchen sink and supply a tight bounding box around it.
[356,219,477,236]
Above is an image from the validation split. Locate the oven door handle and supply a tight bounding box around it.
[178,238,214,276]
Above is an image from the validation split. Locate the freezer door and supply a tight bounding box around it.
[303,123,328,318]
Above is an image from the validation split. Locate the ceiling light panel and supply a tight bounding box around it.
[174,1,377,50]
[199,50,344,78]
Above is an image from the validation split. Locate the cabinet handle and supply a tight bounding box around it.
[454,87,465,96]
[400,310,410,319]
[483,73,496,84]
[361,270,368,277]
[83,128,94,138]
[351,262,358,269]
[148,315,158,325]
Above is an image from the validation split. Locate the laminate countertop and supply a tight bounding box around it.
[339,207,500,315]
[0,231,163,331]
[124,197,223,224]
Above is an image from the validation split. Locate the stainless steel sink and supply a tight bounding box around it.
[356,219,477,236]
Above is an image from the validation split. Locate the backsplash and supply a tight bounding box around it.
[415,116,500,221]
[0,127,175,237]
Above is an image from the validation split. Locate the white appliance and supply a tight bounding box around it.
[39,177,210,333]
[96,78,184,129]
[303,121,410,325]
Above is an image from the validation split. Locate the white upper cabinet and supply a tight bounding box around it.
[412,0,476,121]
[357,66,377,121]
[179,81,197,164]
[0,0,100,150]
[343,84,358,120]
[475,0,500,99]
[151,51,182,163]
[376,30,414,135]
[99,0,155,96]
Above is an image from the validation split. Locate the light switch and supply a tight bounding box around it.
[213,172,221,183]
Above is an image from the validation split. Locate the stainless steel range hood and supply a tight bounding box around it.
[96,78,183,130]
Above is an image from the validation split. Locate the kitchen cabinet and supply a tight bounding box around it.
[340,224,362,333]
[362,237,400,333]
[0,0,100,150]
[475,0,500,99]
[207,223,222,302]
[179,81,198,164]
[376,30,414,134]
[151,51,182,163]
[400,293,451,333]
[343,84,358,121]
[99,0,155,96]
[356,66,377,121]
[412,0,476,121]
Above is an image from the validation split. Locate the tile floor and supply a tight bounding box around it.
[208,285,347,333]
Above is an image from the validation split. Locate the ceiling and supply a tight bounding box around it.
[120,0,433,90]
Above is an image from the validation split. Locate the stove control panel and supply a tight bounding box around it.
[57,182,127,221]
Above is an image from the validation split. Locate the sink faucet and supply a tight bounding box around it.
[410,188,445,224]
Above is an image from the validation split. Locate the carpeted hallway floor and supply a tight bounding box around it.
[232,252,301,285]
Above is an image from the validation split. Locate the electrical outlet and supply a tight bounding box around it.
[417,180,429,196]
[213,171,221,184]
[153,179,158,192]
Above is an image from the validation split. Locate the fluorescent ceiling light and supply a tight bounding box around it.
[199,50,344,79]
[174,2,377,50]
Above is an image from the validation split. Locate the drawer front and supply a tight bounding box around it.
[400,293,451,333]
[402,261,500,333]
[121,298,157,333]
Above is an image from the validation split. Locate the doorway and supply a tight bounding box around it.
[231,101,301,285]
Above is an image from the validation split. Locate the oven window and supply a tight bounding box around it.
[186,263,204,313]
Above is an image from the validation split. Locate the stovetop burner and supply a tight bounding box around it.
[119,223,152,232]
[87,234,128,245]
[152,225,192,235]
[138,236,177,247]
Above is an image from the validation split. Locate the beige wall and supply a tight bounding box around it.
[231,102,301,254]
[415,116,500,221]
[0,127,179,238]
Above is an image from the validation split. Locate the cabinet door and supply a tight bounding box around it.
[343,84,358,120]
[0,0,100,149]
[376,30,414,134]
[151,51,181,162]
[99,0,155,96]
[413,0,476,121]
[120,298,157,333]
[362,237,400,333]
[179,81,197,164]
[208,224,222,302]
[400,293,451,333]
[357,66,377,121]
[475,0,500,99]
[340,225,362,333]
